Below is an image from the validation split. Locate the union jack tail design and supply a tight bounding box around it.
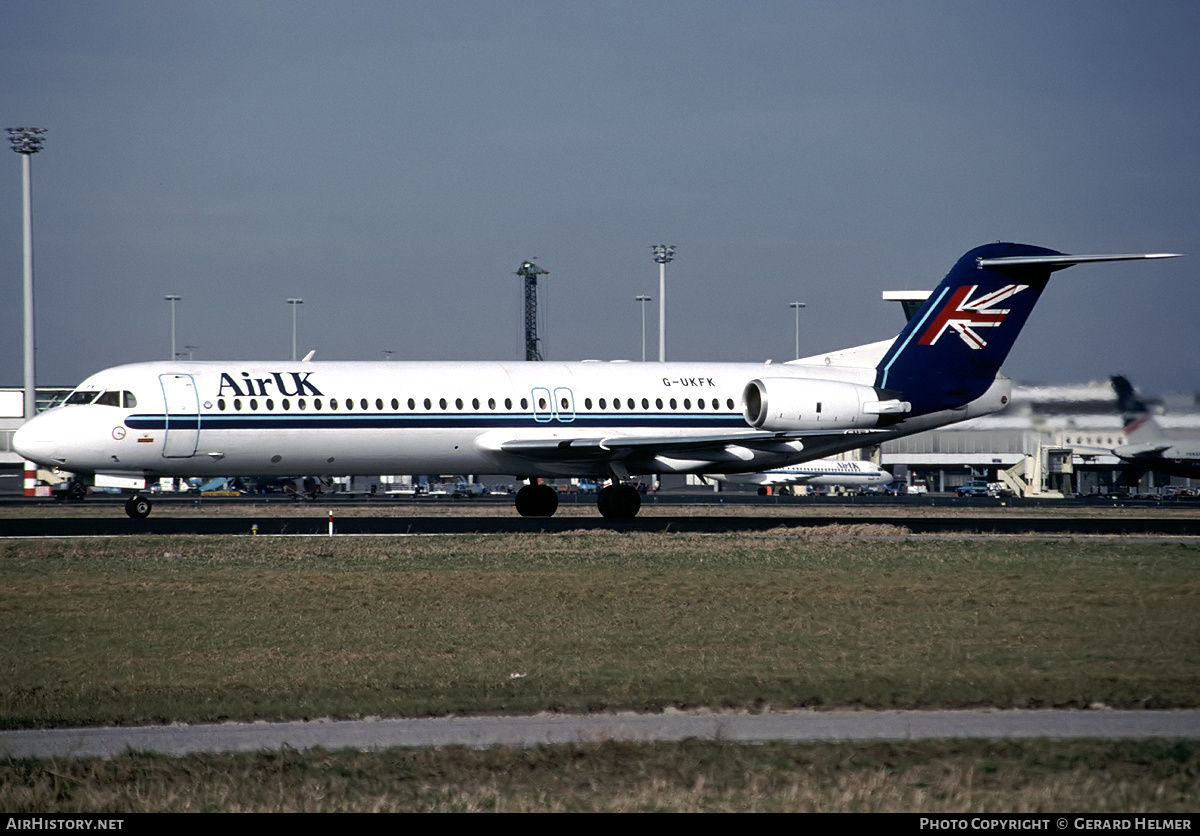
[873,242,1061,414]
[918,284,1028,349]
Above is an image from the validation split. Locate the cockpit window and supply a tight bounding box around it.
[124,391,138,408]
[95,391,121,407]
[65,390,100,405]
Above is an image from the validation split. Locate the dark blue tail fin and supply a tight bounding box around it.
[874,243,1181,416]
[1111,375,1165,443]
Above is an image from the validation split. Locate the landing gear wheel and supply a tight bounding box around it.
[68,481,88,500]
[125,495,152,519]
[597,484,642,520]
[515,483,559,517]
[756,486,768,496]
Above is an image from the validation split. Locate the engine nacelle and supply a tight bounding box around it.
[743,378,910,431]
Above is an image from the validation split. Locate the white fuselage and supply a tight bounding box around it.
[14,358,1009,482]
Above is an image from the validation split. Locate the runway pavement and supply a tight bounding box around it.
[4,710,1199,759]
[4,511,1200,536]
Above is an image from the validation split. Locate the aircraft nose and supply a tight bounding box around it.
[13,412,67,467]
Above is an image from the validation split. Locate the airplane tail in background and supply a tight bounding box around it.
[1111,375,1166,444]
[873,244,1181,416]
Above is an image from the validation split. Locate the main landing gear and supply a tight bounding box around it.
[514,481,642,520]
[124,494,152,519]
[515,483,559,517]
[596,483,641,520]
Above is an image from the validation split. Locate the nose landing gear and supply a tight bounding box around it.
[124,495,152,519]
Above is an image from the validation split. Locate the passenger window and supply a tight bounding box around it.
[641,398,649,410]
[538,397,547,409]
[627,398,635,410]
[712,398,719,410]
[361,398,369,410]
[329,399,337,410]
[488,398,496,410]
[585,398,593,409]
[561,397,569,409]
[684,399,691,409]
[376,398,384,410]
[439,398,447,410]
[314,399,322,410]
[670,398,677,409]
[218,399,226,411]
[520,398,528,410]
[455,398,463,410]
[266,399,274,410]
[424,398,432,410]
[346,399,354,410]
[697,399,705,409]
[281,399,290,410]
[612,398,619,410]
[655,398,663,409]
[250,399,259,411]
[234,399,242,410]
[726,398,734,410]
[408,398,416,410]
[299,399,307,411]
[472,398,480,410]
[505,398,512,410]
[391,398,399,410]
[599,398,606,409]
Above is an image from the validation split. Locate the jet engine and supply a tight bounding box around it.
[743,378,910,431]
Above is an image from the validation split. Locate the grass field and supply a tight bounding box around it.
[3,530,1198,811]
[3,532,1198,727]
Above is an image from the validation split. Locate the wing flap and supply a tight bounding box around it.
[497,429,867,461]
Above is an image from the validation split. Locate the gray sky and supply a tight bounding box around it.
[3,1,1197,396]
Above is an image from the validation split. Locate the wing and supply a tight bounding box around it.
[488,428,876,480]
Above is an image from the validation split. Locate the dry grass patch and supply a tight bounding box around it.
[2,739,1197,812]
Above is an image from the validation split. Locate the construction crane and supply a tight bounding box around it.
[515,259,548,361]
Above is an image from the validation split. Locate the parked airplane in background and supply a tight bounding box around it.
[1109,375,1200,481]
[706,459,892,494]
[14,243,1180,519]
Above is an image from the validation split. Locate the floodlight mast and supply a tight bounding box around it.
[287,298,303,361]
[6,128,45,427]
[651,245,674,362]
[164,295,181,361]
[516,260,548,361]
[789,301,806,360]
[635,295,652,362]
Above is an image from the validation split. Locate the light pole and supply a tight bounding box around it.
[164,295,181,361]
[7,128,45,423]
[789,301,806,360]
[184,345,198,361]
[287,298,303,361]
[651,244,674,362]
[635,295,652,362]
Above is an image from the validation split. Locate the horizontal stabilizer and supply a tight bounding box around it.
[977,253,1183,272]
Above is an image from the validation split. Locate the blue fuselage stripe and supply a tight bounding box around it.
[127,413,747,431]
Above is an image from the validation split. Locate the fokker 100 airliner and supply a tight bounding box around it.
[13,243,1181,519]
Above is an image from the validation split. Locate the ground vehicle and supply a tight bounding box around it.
[956,480,991,498]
